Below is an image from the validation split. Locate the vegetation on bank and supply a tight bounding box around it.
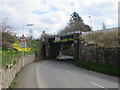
[2,40,40,68]
[82,30,119,47]
[1,17,41,68]
[7,71,20,89]
[8,79,17,89]
[2,49,20,68]
[74,61,119,77]
[1,31,40,68]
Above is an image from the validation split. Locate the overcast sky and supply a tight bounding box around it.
[0,0,119,38]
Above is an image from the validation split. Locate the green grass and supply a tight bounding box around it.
[74,61,119,77]
[27,40,41,53]
[8,71,21,89]
[8,79,17,89]
[7,71,21,89]
[2,48,35,68]
[2,49,21,68]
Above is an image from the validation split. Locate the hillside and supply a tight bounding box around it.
[82,27,119,47]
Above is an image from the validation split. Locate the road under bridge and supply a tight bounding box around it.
[42,33,81,60]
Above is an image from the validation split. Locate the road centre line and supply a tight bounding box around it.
[66,70,110,90]
[89,81,109,90]
[67,70,109,89]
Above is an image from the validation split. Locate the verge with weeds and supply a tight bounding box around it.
[74,60,119,77]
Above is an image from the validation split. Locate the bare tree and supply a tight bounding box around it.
[0,13,16,49]
[59,12,91,34]
[0,11,13,33]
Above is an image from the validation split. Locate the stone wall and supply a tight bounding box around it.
[78,45,119,66]
[0,54,35,89]
[76,34,119,67]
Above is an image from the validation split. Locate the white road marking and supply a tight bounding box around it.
[36,65,46,88]
[89,81,109,90]
[66,70,78,77]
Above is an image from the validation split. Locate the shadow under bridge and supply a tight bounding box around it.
[45,34,74,60]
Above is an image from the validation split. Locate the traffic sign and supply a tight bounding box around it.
[19,35,27,42]
[19,35,27,48]
[20,42,27,48]
[55,36,61,42]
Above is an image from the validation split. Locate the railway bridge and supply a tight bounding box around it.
[42,32,83,60]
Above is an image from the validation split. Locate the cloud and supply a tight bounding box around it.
[0,0,119,38]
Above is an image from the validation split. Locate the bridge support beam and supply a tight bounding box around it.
[73,33,80,61]
[43,38,61,59]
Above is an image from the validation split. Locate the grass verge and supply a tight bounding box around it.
[74,61,119,77]
[2,49,21,68]
[2,48,35,68]
[8,79,17,89]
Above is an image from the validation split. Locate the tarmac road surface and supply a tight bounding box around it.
[16,60,119,89]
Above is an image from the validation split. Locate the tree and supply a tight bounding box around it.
[41,30,49,41]
[0,12,13,33]
[70,12,83,23]
[70,12,91,32]
[0,14,16,49]
[59,12,91,34]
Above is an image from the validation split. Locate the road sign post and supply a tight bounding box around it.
[19,35,27,67]
[22,48,24,67]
